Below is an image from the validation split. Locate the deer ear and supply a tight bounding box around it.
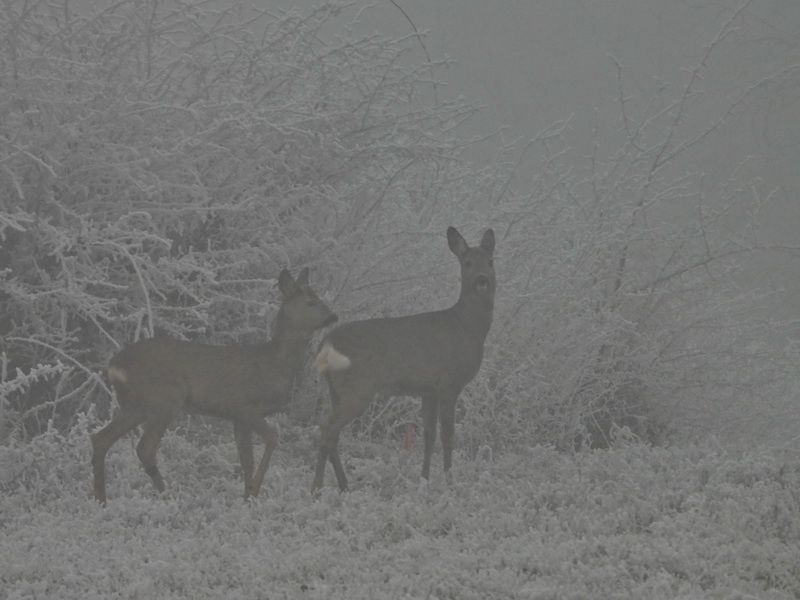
[296,267,310,285]
[480,229,495,255]
[447,226,469,257]
[278,269,297,296]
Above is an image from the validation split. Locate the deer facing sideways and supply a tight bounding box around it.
[92,268,337,504]
[312,226,496,492]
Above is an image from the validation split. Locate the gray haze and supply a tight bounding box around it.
[273,0,800,331]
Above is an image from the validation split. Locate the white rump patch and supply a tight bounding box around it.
[108,364,128,384]
[316,342,352,373]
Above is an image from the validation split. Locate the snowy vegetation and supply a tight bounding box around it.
[1,0,799,596]
[2,0,796,447]
[1,422,799,598]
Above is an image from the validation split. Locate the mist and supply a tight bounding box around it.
[3,2,800,596]
[276,0,800,329]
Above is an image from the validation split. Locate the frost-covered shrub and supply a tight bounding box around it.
[1,0,797,451]
[464,10,800,450]
[0,0,487,436]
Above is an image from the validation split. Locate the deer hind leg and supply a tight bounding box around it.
[247,417,278,499]
[311,432,331,493]
[312,414,349,493]
[311,384,368,493]
[91,408,144,504]
[420,393,438,480]
[327,432,349,492]
[136,414,172,494]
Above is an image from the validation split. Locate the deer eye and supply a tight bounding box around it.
[306,299,318,307]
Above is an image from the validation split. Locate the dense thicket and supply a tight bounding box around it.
[1,0,796,450]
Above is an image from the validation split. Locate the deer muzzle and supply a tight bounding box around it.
[474,275,491,292]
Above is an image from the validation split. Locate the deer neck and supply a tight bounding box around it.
[269,314,313,365]
[452,291,494,343]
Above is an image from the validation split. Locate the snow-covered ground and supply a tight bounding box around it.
[1,422,798,599]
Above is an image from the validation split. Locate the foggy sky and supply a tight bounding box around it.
[272,0,799,325]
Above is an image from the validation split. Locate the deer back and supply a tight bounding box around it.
[108,268,337,419]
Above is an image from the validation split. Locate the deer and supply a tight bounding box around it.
[311,226,495,493]
[91,268,337,504]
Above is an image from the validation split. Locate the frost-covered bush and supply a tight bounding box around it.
[0,0,488,436]
[465,7,800,451]
[0,0,797,452]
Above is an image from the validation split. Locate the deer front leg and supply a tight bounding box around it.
[421,394,438,480]
[248,418,278,498]
[233,422,255,498]
[439,393,458,476]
